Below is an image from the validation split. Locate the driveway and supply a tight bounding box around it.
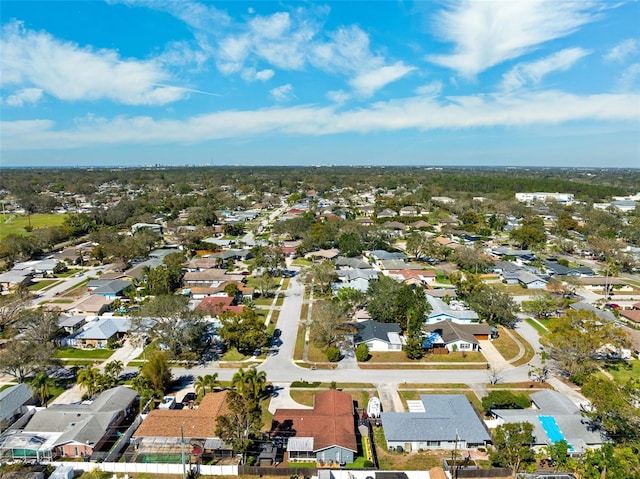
[478,340,513,369]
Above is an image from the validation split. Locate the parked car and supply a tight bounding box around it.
[182,392,197,406]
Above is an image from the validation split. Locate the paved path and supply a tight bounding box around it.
[376,383,404,413]
[268,383,312,413]
[478,340,513,370]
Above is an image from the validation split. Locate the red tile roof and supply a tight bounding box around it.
[620,309,640,324]
[271,390,357,452]
[133,391,230,438]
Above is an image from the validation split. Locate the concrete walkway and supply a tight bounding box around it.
[478,340,514,369]
[376,383,404,413]
[268,383,313,413]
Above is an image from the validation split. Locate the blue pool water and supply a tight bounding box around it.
[538,415,574,451]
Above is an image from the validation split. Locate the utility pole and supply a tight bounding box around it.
[181,422,187,479]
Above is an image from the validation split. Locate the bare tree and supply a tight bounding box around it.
[0,287,32,334]
[488,365,505,385]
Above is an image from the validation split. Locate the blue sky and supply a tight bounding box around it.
[1,0,639,168]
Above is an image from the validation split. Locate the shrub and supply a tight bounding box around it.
[481,390,531,415]
[326,346,340,362]
[355,343,370,362]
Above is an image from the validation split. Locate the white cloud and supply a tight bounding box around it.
[603,39,639,63]
[270,84,295,102]
[241,68,275,82]
[501,48,590,91]
[415,81,443,97]
[0,21,187,105]
[2,88,43,107]
[2,90,638,150]
[427,1,600,77]
[350,62,415,97]
[326,90,351,104]
[617,63,640,92]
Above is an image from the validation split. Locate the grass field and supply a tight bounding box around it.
[605,360,640,384]
[0,213,67,238]
[55,347,114,359]
[27,280,60,291]
[492,327,521,362]
[525,317,550,336]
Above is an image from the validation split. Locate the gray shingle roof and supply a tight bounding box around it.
[0,383,33,422]
[492,390,603,453]
[422,320,491,346]
[369,250,406,261]
[23,386,137,448]
[354,320,401,344]
[380,395,491,444]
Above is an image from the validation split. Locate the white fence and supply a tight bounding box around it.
[48,461,239,476]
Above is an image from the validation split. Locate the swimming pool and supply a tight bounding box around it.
[538,415,574,451]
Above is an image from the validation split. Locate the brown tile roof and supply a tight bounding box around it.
[271,390,357,453]
[198,297,244,315]
[133,391,230,439]
[620,309,640,324]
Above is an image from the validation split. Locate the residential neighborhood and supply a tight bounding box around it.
[0,166,639,479]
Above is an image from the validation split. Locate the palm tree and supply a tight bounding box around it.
[32,372,50,407]
[233,367,266,400]
[77,365,100,398]
[204,373,219,393]
[193,373,219,398]
[104,360,124,385]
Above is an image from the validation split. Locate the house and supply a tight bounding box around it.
[198,296,244,316]
[380,394,491,451]
[368,250,406,262]
[337,269,379,282]
[182,269,244,287]
[399,206,418,217]
[410,220,431,229]
[491,390,603,454]
[333,277,370,294]
[0,269,33,291]
[579,277,633,293]
[131,223,162,234]
[305,249,340,260]
[0,386,138,461]
[132,391,233,460]
[515,192,574,204]
[545,260,594,277]
[87,279,132,298]
[335,257,372,270]
[66,295,114,316]
[382,221,408,232]
[491,247,536,264]
[57,314,87,334]
[377,208,397,219]
[386,269,437,286]
[620,309,640,324]
[425,295,479,324]
[66,316,131,348]
[271,390,357,465]
[0,383,34,432]
[516,271,548,289]
[422,320,493,352]
[354,319,403,351]
[569,302,617,323]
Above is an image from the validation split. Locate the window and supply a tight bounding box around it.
[427,441,440,447]
[458,342,471,350]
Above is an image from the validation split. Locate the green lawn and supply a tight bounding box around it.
[28,280,60,291]
[525,317,550,336]
[605,360,640,384]
[55,347,115,359]
[0,213,67,239]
